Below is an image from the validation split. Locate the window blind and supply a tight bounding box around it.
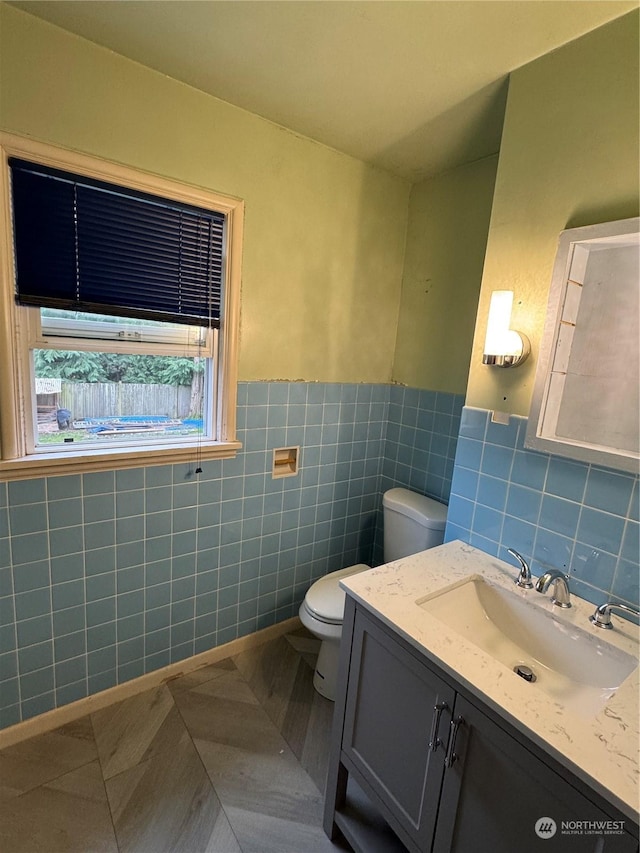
[9,158,225,328]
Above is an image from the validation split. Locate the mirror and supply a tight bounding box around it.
[525,217,639,473]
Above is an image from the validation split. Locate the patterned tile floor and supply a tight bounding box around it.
[0,628,349,853]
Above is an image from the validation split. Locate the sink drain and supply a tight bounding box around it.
[514,664,537,683]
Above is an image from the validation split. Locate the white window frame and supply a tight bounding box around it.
[36,313,211,347]
[0,133,243,480]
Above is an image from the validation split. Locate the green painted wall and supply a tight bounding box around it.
[0,5,410,384]
[12,4,631,405]
[392,155,498,393]
[467,11,639,415]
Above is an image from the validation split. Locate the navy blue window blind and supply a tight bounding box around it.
[9,158,226,328]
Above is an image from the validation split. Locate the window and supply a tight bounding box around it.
[0,133,243,479]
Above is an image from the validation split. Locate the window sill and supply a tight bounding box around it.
[0,440,242,482]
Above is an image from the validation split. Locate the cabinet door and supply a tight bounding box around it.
[434,695,638,853]
[342,610,455,852]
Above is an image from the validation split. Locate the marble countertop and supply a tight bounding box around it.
[340,540,639,822]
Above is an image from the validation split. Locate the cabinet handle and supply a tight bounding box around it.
[428,701,448,751]
[444,715,464,767]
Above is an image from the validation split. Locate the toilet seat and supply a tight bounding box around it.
[303,563,369,624]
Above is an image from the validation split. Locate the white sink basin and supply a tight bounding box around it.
[417,575,638,717]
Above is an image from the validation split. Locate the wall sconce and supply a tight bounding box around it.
[482,291,530,368]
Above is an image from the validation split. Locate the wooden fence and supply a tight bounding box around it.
[59,383,193,419]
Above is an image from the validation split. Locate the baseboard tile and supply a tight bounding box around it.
[0,616,301,750]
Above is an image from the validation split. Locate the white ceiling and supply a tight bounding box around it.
[9,0,638,180]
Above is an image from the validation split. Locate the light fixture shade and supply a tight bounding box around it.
[483,290,530,368]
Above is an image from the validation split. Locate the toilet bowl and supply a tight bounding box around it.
[299,563,370,699]
[300,488,448,700]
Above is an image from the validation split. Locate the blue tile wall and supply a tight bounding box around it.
[0,381,462,727]
[446,407,640,611]
[380,386,464,502]
[373,385,464,561]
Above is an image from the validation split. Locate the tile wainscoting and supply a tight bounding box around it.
[0,381,463,727]
[445,407,639,611]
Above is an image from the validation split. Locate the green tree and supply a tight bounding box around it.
[34,350,107,381]
[34,351,201,385]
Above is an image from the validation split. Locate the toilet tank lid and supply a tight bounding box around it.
[383,488,447,530]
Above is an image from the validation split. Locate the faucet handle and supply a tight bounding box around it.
[507,549,533,589]
[590,601,640,629]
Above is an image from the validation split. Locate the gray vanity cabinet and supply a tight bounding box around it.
[324,598,639,853]
[340,606,456,851]
[433,694,637,853]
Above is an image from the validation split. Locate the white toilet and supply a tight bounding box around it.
[299,487,448,699]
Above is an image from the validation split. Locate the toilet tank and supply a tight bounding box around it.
[382,488,447,562]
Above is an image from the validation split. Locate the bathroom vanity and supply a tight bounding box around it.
[323,542,639,852]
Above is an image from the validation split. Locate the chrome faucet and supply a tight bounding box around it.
[507,549,533,589]
[535,569,571,608]
[590,601,640,629]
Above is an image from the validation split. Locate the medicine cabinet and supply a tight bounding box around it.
[525,217,639,473]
